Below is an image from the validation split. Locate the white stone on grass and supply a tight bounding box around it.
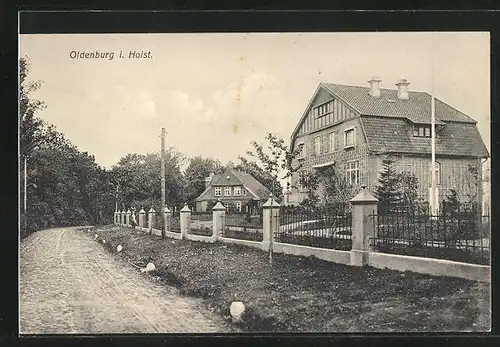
[141,262,156,273]
[102,239,106,244]
[230,301,245,323]
[94,234,99,239]
[117,245,123,252]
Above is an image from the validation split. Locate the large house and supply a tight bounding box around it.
[288,78,489,210]
[195,169,271,213]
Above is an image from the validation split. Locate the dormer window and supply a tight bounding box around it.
[413,125,431,137]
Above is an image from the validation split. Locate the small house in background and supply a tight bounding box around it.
[195,169,271,213]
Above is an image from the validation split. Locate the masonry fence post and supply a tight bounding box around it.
[262,196,280,252]
[120,210,126,226]
[212,199,226,241]
[148,207,156,234]
[164,206,172,233]
[139,207,146,229]
[125,208,131,227]
[350,185,378,266]
[114,210,118,225]
[180,203,191,239]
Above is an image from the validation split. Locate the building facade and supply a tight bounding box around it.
[195,169,271,213]
[288,78,489,210]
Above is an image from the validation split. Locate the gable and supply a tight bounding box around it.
[291,84,359,148]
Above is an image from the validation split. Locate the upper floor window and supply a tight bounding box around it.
[344,128,356,148]
[242,189,246,195]
[314,136,322,155]
[314,100,335,119]
[214,187,222,196]
[328,132,336,152]
[224,186,231,196]
[413,125,431,137]
[234,186,242,196]
[346,161,360,185]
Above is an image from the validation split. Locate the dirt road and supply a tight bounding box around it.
[20,227,233,334]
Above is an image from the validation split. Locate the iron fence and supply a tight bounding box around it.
[276,207,352,250]
[170,211,181,233]
[221,213,263,241]
[191,212,213,222]
[370,209,490,265]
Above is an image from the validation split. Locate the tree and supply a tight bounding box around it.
[235,157,283,199]
[374,157,402,213]
[183,156,223,206]
[241,133,304,267]
[110,149,185,211]
[242,133,304,200]
[397,171,420,214]
[317,166,353,214]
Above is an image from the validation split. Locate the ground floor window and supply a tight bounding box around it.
[235,201,242,212]
[346,160,360,185]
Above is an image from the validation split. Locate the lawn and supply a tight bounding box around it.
[90,225,490,332]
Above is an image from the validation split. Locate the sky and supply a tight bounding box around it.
[20,32,490,171]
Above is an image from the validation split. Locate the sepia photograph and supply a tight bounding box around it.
[19,31,491,334]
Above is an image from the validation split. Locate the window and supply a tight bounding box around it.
[297,141,306,159]
[314,100,335,120]
[235,201,242,212]
[413,125,431,137]
[329,132,336,152]
[344,128,356,148]
[430,162,441,185]
[214,187,222,196]
[234,186,241,196]
[224,186,231,196]
[314,136,322,155]
[346,161,360,185]
[242,189,246,195]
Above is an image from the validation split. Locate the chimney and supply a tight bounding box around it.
[368,76,382,98]
[396,78,410,100]
[204,172,214,188]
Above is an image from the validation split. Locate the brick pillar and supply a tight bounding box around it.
[148,207,156,234]
[114,210,119,225]
[262,195,280,251]
[350,185,378,266]
[125,209,131,226]
[164,206,172,233]
[138,207,146,228]
[180,203,191,239]
[212,199,226,241]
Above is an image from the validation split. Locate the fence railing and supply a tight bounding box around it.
[370,210,490,265]
[276,207,352,250]
[221,213,263,242]
[170,211,181,233]
[191,212,213,222]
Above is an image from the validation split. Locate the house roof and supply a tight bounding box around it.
[196,169,271,201]
[322,83,476,124]
[361,116,489,158]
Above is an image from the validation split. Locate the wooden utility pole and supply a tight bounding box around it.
[160,127,166,238]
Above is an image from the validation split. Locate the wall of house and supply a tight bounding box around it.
[290,116,374,204]
[372,155,484,209]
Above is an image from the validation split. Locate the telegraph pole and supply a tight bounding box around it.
[160,127,166,238]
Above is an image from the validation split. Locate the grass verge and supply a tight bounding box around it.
[90,225,490,332]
